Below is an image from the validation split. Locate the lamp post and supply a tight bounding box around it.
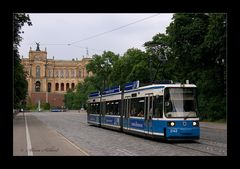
[100,64,106,91]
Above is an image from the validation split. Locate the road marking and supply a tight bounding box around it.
[53,130,90,156]
[24,113,33,156]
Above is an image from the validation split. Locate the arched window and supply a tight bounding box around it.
[66,83,70,91]
[36,66,40,78]
[35,81,41,92]
[55,83,59,91]
[71,83,75,89]
[61,83,64,91]
[48,83,51,92]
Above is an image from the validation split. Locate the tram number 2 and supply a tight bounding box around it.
[170,129,178,133]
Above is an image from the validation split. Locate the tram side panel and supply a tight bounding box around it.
[87,97,101,126]
[100,94,122,131]
[87,83,200,141]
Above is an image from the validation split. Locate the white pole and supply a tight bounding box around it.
[38,100,41,111]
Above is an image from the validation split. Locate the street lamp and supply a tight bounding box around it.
[100,63,106,91]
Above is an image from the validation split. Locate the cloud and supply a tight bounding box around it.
[19,13,173,60]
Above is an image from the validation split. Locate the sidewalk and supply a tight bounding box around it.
[200,122,227,130]
[13,112,89,156]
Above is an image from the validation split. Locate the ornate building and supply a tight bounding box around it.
[21,44,92,107]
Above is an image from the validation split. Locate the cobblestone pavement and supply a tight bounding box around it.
[30,111,227,156]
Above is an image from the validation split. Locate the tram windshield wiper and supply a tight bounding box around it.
[184,112,192,120]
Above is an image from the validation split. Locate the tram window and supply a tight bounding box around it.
[131,93,137,97]
[137,99,144,117]
[105,101,120,115]
[165,101,173,113]
[95,103,100,114]
[114,101,120,115]
[130,98,138,116]
[153,96,163,118]
[111,102,115,115]
[91,103,99,114]
[90,103,93,114]
[90,103,95,114]
[129,97,144,117]
[184,100,195,112]
[106,102,111,115]
[124,100,126,117]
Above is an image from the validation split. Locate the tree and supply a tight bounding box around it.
[109,48,149,86]
[86,51,119,91]
[144,33,173,82]
[13,13,32,109]
[144,13,226,121]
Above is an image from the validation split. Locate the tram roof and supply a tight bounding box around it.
[88,83,197,99]
[122,83,196,94]
[137,83,196,90]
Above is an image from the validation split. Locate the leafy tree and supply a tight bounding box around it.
[144,13,226,121]
[64,91,74,109]
[144,33,174,82]
[109,48,149,86]
[86,51,119,90]
[64,13,226,121]
[13,13,32,109]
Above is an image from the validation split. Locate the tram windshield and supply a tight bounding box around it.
[164,87,198,118]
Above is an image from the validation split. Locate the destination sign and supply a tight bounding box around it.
[124,80,139,91]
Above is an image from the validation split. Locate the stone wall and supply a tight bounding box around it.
[29,92,64,107]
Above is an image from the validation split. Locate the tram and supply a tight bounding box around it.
[87,80,200,140]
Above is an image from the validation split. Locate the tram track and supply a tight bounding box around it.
[170,139,227,156]
[198,137,227,149]
[32,112,227,156]
[170,142,218,156]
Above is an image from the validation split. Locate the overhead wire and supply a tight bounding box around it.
[21,13,161,55]
[68,13,160,45]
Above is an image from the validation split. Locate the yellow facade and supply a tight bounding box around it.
[21,46,92,106]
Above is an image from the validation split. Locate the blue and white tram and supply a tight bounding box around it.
[87,81,200,141]
[87,91,101,126]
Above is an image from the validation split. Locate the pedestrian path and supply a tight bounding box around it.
[13,112,88,156]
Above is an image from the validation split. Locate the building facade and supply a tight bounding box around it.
[21,45,92,107]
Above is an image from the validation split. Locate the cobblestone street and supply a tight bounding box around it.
[14,111,227,156]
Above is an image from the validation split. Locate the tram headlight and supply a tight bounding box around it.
[192,121,199,126]
[168,121,175,127]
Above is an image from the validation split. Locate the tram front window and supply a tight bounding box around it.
[164,87,198,118]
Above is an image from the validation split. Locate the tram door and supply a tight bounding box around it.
[144,94,153,134]
[100,100,106,125]
[124,96,131,130]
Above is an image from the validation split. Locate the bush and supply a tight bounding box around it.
[25,104,37,111]
[42,102,50,110]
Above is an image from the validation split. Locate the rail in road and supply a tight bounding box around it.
[14,111,227,156]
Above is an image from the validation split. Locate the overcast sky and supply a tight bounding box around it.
[19,13,173,60]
